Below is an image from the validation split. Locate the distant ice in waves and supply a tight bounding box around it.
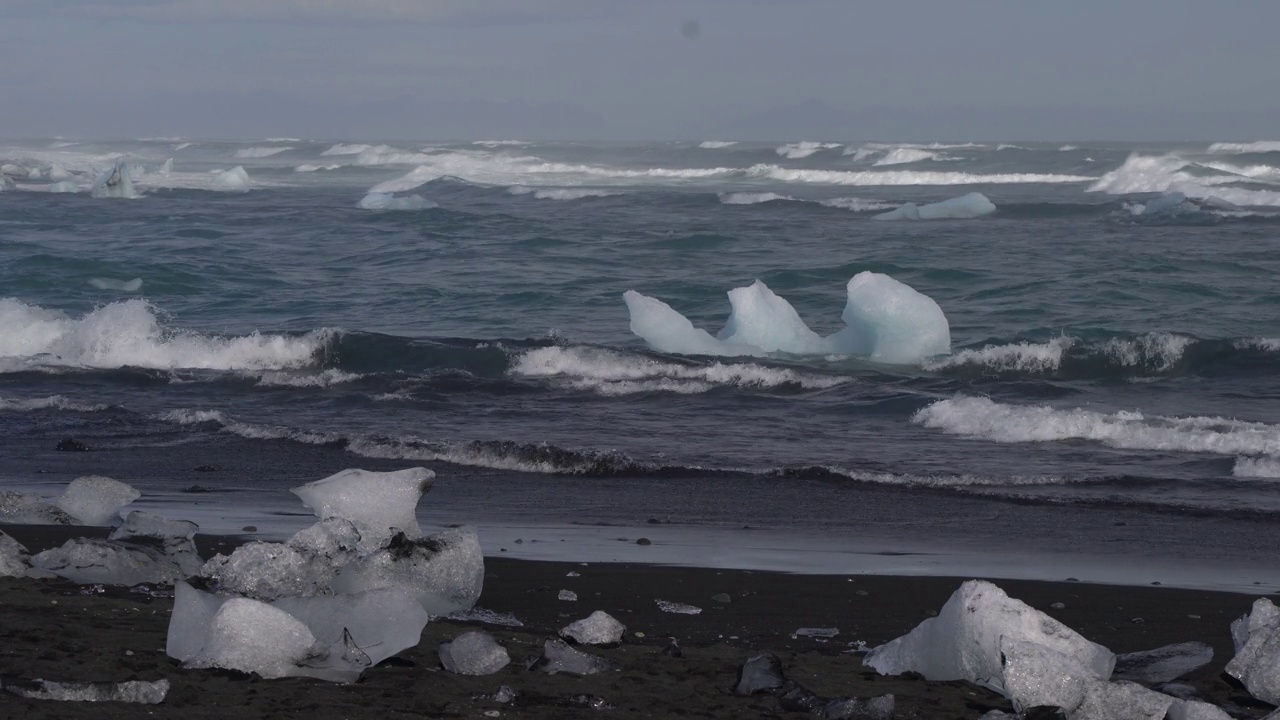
[211,166,251,192]
[873,192,996,220]
[48,180,79,193]
[698,140,738,149]
[1090,153,1280,207]
[295,164,342,172]
[357,192,436,210]
[817,197,896,212]
[624,272,950,364]
[718,191,795,205]
[0,175,14,192]
[914,396,1280,457]
[1208,141,1280,154]
[776,141,841,159]
[90,161,139,199]
[320,143,375,156]
[747,164,1093,186]
[506,186,621,201]
[234,146,293,158]
[873,148,944,166]
[472,139,531,147]
[89,277,143,292]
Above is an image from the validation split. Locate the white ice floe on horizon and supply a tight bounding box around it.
[624,273,950,365]
[295,163,343,172]
[472,140,532,147]
[211,166,251,192]
[91,161,139,199]
[776,141,842,159]
[698,140,738,149]
[1208,141,1280,154]
[371,153,736,193]
[234,146,293,158]
[320,143,375,156]
[510,345,847,396]
[357,192,436,210]
[818,197,897,212]
[873,192,996,220]
[914,397,1280,456]
[924,337,1075,373]
[747,164,1092,186]
[0,298,332,373]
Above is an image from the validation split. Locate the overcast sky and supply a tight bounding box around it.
[2,0,1277,140]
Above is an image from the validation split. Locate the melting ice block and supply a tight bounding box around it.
[560,610,626,646]
[1002,638,1177,718]
[531,639,616,676]
[873,192,996,220]
[31,511,201,585]
[0,491,75,524]
[201,518,362,599]
[212,166,251,192]
[4,678,169,704]
[55,475,140,525]
[863,580,1113,695]
[1113,641,1213,683]
[0,530,32,577]
[330,527,483,616]
[357,192,437,210]
[274,587,429,667]
[1167,700,1233,720]
[439,631,510,675]
[1226,598,1280,704]
[624,272,950,364]
[292,467,434,549]
[91,161,138,199]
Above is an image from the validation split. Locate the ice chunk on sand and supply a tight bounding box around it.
[863,580,1113,695]
[1167,700,1233,720]
[779,686,894,719]
[292,467,434,549]
[1003,637,1178,718]
[0,491,75,525]
[91,161,138,199]
[1073,680,1175,720]
[439,630,510,675]
[873,192,996,220]
[656,599,702,615]
[201,517,362,599]
[1226,598,1280,704]
[55,475,141,526]
[837,272,951,364]
[212,166,251,192]
[48,180,78,193]
[625,272,950,364]
[330,527,483,616]
[274,587,429,667]
[167,580,228,663]
[530,639,616,675]
[4,678,169,704]
[32,511,200,586]
[357,192,437,211]
[734,652,785,695]
[560,610,626,645]
[0,530,31,577]
[1113,641,1213,683]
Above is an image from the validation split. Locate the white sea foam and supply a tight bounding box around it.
[818,197,897,212]
[1235,456,1280,478]
[914,397,1280,456]
[1101,333,1192,371]
[357,192,436,211]
[510,346,846,395]
[1238,338,1280,352]
[873,148,942,166]
[776,141,841,159]
[1208,141,1280,154]
[88,277,143,292]
[251,369,363,388]
[925,337,1075,373]
[1059,145,1079,151]
[320,143,375,156]
[0,298,330,372]
[698,140,738,149]
[826,467,1071,488]
[370,153,735,192]
[747,164,1092,186]
[1089,153,1280,206]
[718,192,795,205]
[0,395,107,412]
[173,142,194,151]
[233,146,293,159]
[507,186,621,201]
[294,164,342,173]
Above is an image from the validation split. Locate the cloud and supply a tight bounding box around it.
[10,0,597,25]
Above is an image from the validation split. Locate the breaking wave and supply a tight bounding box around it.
[0,395,107,412]
[233,146,293,159]
[746,165,1092,186]
[1208,141,1280,154]
[776,141,842,159]
[509,346,847,396]
[1089,153,1280,207]
[717,193,894,211]
[507,186,622,201]
[698,141,737,149]
[718,191,795,205]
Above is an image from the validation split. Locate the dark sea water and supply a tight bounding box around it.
[2,138,1279,590]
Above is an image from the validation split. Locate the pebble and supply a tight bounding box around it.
[636,538,652,546]
[711,593,731,603]
[558,590,578,601]
[1050,602,1066,610]
[854,590,869,597]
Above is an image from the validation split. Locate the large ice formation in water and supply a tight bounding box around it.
[91,161,139,199]
[863,580,1114,695]
[624,272,950,364]
[873,192,996,220]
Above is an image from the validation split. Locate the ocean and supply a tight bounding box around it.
[2,137,1279,590]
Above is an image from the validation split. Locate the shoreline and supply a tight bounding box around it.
[1,524,1274,718]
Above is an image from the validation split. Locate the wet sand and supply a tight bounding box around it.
[0,524,1274,719]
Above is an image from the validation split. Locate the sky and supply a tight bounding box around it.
[1,0,1278,141]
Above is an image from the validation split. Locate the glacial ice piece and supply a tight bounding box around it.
[1226,598,1280,704]
[779,686,894,719]
[291,467,434,550]
[0,175,15,192]
[31,511,202,586]
[48,180,78,193]
[1001,637,1096,713]
[47,163,72,180]
[329,526,483,616]
[274,587,429,667]
[438,631,510,675]
[838,272,951,364]
[531,639,617,676]
[1112,641,1213,683]
[734,652,785,695]
[873,192,996,221]
[159,158,173,175]
[55,475,141,525]
[655,599,702,615]
[201,517,362,599]
[357,192,437,210]
[212,166,251,192]
[0,491,75,524]
[863,580,1114,695]
[624,272,950,364]
[1072,680,1174,720]
[0,530,31,577]
[1167,700,1233,720]
[3,678,169,704]
[91,161,138,199]
[560,611,626,646]
[167,581,229,663]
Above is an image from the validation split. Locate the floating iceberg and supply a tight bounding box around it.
[439,631,510,675]
[55,475,140,525]
[357,192,436,211]
[212,166,251,192]
[90,161,139,199]
[863,580,1114,695]
[292,467,433,550]
[624,272,950,364]
[0,175,14,192]
[873,192,996,220]
[48,180,78,193]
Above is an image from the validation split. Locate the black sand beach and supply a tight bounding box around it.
[0,524,1274,719]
